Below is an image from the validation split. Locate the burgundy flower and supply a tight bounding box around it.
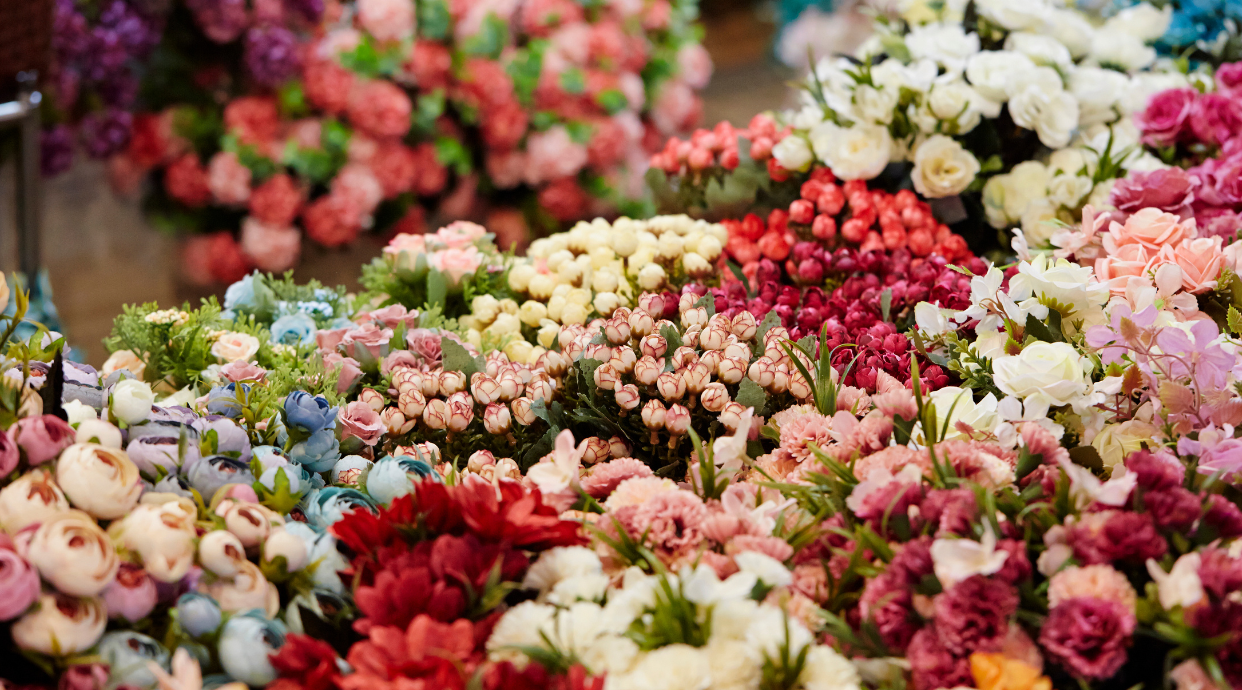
[1125,449,1185,491]
[1189,92,1242,147]
[1197,547,1242,601]
[1202,494,1242,540]
[888,535,935,584]
[920,489,977,537]
[1143,487,1201,532]
[1068,510,1167,565]
[993,539,1032,585]
[907,627,972,690]
[1109,168,1197,214]
[858,571,920,650]
[932,575,1018,656]
[1040,597,1135,680]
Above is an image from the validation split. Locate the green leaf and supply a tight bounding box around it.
[441,337,480,377]
[419,0,452,40]
[880,288,893,323]
[462,13,509,58]
[1228,306,1242,336]
[693,294,715,318]
[412,91,446,136]
[595,89,628,114]
[1068,445,1104,471]
[725,260,753,298]
[735,378,767,414]
[660,324,684,353]
[559,67,587,95]
[427,269,448,311]
[755,311,781,346]
[565,120,593,145]
[506,41,546,107]
[434,136,473,176]
[1024,312,1063,343]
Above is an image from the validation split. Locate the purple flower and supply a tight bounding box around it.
[1040,597,1135,680]
[80,109,133,159]
[41,125,75,177]
[1084,304,1158,366]
[245,25,301,87]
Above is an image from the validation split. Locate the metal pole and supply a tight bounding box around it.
[14,70,42,280]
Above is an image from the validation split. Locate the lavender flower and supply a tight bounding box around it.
[80,109,134,159]
[245,25,301,87]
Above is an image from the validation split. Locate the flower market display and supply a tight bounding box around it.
[10,1,1242,688]
[73,0,711,284]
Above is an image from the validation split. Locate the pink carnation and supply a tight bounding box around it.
[524,126,589,185]
[1040,597,1135,680]
[348,80,413,139]
[248,173,304,227]
[908,627,971,690]
[240,217,300,272]
[412,143,449,196]
[778,409,834,464]
[369,144,419,198]
[520,0,584,35]
[581,457,654,498]
[537,178,589,222]
[338,400,385,445]
[1067,510,1167,565]
[933,575,1018,656]
[676,43,713,90]
[631,489,708,558]
[304,57,356,115]
[164,154,212,207]
[853,445,929,482]
[1047,565,1137,610]
[357,0,416,42]
[224,97,280,151]
[727,534,793,562]
[207,152,252,206]
[486,149,528,189]
[481,101,529,150]
[330,164,383,215]
[302,194,363,248]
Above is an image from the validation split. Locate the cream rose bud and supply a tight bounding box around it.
[75,419,123,448]
[199,529,248,577]
[108,502,197,582]
[507,264,536,292]
[511,397,537,426]
[637,264,666,291]
[204,560,278,616]
[911,136,981,199]
[0,470,70,533]
[263,529,308,572]
[518,300,548,327]
[221,501,273,547]
[110,378,155,425]
[27,511,119,596]
[11,593,107,656]
[63,400,97,425]
[992,342,1092,417]
[810,122,892,181]
[55,444,141,520]
[771,135,813,172]
[210,331,260,363]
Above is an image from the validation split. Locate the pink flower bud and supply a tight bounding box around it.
[527,375,555,403]
[511,397,537,426]
[559,324,584,349]
[467,450,496,473]
[748,356,777,387]
[581,437,611,465]
[764,341,787,362]
[699,323,730,351]
[611,347,638,373]
[380,407,413,435]
[497,370,523,400]
[594,363,622,392]
[764,326,790,345]
[681,307,708,329]
[789,372,812,401]
[483,403,512,435]
[563,338,585,362]
[717,356,747,384]
[615,384,642,410]
[665,404,691,435]
[718,402,748,432]
[447,398,474,432]
[723,341,751,361]
[634,356,663,386]
[700,382,731,412]
[605,317,633,345]
[671,346,699,370]
[638,292,665,316]
[608,436,632,458]
[640,333,668,359]
[485,352,509,377]
[102,563,157,623]
[538,351,569,377]
[495,458,521,480]
[471,375,502,405]
[678,293,698,313]
[359,388,385,412]
[732,311,758,340]
[422,398,449,430]
[439,370,467,395]
[629,310,655,337]
[682,327,700,349]
[641,399,667,430]
[656,370,687,401]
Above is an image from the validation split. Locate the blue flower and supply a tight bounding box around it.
[185,455,255,503]
[206,383,252,418]
[218,611,286,687]
[289,428,341,473]
[177,593,222,638]
[271,312,318,346]
[224,274,259,311]
[364,455,440,505]
[284,391,336,434]
[252,445,290,472]
[301,487,376,531]
[98,632,170,688]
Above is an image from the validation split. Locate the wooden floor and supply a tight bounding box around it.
[0,8,793,364]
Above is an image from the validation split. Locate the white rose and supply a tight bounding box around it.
[11,593,107,656]
[0,470,70,533]
[1048,148,1090,177]
[1008,84,1079,149]
[911,135,981,198]
[771,135,813,172]
[871,58,939,94]
[928,80,998,133]
[75,419,122,448]
[992,341,1093,417]
[210,332,260,363]
[906,22,980,73]
[735,551,793,587]
[27,511,119,596]
[1104,3,1172,42]
[928,386,1001,439]
[1046,173,1093,210]
[1003,66,1063,101]
[1005,32,1072,69]
[1001,161,1051,221]
[110,378,155,425]
[853,85,899,125]
[965,51,1036,102]
[1043,9,1096,58]
[1020,197,1062,247]
[199,529,248,577]
[55,443,142,520]
[981,175,1014,228]
[810,123,893,180]
[1090,33,1156,72]
[1070,67,1128,127]
[108,502,197,582]
[974,0,1050,31]
[1009,254,1109,320]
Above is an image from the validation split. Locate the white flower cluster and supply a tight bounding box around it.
[143,309,190,327]
[489,547,862,690]
[772,0,1189,221]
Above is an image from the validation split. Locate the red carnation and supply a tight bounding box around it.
[348,80,413,139]
[268,634,341,690]
[164,153,212,207]
[304,58,355,115]
[538,178,590,222]
[249,173,305,227]
[224,96,281,148]
[370,144,419,199]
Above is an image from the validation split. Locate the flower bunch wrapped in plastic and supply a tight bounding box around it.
[113,0,712,283]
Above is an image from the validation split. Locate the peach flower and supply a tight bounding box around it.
[1093,243,1154,295]
[428,247,483,285]
[1170,236,1224,293]
[1047,564,1137,610]
[1104,207,1196,253]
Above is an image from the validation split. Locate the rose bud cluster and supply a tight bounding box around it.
[650,113,787,180]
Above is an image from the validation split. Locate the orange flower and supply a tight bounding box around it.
[970,652,1052,690]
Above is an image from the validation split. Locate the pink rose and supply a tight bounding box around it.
[1109,168,1198,214]
[435,221,488,248]
[58,663,108,690]
[357,0,416,42]
[361,304,419,330]
[1170,236,1225,293]
[0,543,39,620]
[239,217,300,272]
[0,428,18,476]
[676,43,713,90]
[406,328,449,367]
[340,322,393,361]
[14,415,75,465]
[524,126,589,185]
[381,350,420,376]
[428,246,483,285]
[1189,92,1242,147]
[207,151,252,206]
[1094,243,1154,295]
[220,360,267,383]
[1135,88,1196,147]
[384,232,427,259]
[1189,157,1242,207]
[316,327,350,352]
[321,353,363,394]
[1105,207,1197,253]
[338,401,385,445]
[1216,62,1242,96]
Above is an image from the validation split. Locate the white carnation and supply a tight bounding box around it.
[966,51,1036,102]
[1008,83,1079,149]
[906,22,980,73]
[1005,32,1072,69]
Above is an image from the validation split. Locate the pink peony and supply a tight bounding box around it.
[1135,88,1196,147]
[1217,62,1242,95]
[220,360,267,383]
[1189,92,1242,147]
[321,352,363,393]
[0,429,18,477]
[348,80,413,139]
[1109,167,1198,214]
[207,152,252,206]
[14,415,75,465]
[1190,156,1242,207]
[428,246,483,285]
[676,43,713,90]
[239,217,300,272]
[248,173,304,227]
[581,457,654,498]
[357,0,416,42]
[524,126,589,185]
[338,400,385,445]
[1040,597,1135,680]
[0,543,39,621]
[164,154,212,207]
[1047,565,1137,610]
[631,489,708,558]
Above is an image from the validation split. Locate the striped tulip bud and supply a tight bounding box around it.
[641,399,667,430]
[483,403,512,435]
[615,384,641,411]
[511,397,537,426]
[665,404,691,435]
[422,399,449,430]
[656,371,686,401]
[700,383,731,412]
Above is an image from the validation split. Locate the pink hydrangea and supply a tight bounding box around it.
[207,151,252,206]
[302,194,363,248]
[248,173,304,227]
[239,217,300,272]
[357,0,416,42]
[330,164,384,216]
[651,79,701,135]
[580,457,654,498]
[348,80,413,139]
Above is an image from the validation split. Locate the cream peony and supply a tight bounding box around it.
[11,593,107,656]
[911,135,980,198]
[992,342,1093,417]
[810,122,892,180]
[210,332,261,363]
[202,560,280,617]
[928,386,1000,439]
[0,469,70,533]
[108,501,198,582]
[55,443,142,520]
[27,511,119,596]
[965,50,1036,102]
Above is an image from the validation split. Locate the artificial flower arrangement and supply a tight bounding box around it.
[102,0,712,284]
